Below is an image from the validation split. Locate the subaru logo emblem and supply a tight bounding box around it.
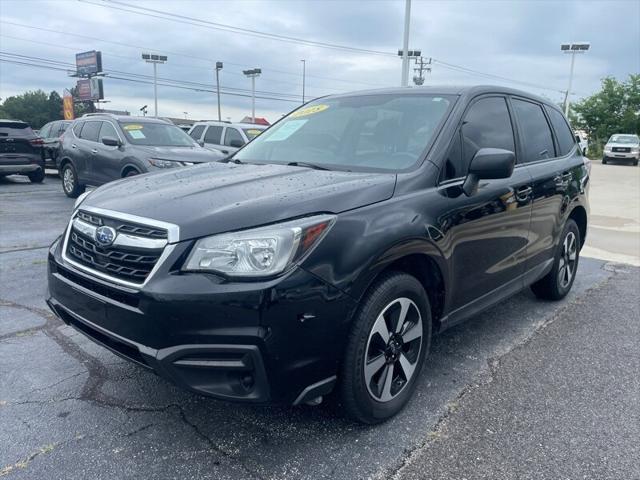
[95,226,117,247]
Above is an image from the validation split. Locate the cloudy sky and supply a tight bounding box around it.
[0,0,638,122]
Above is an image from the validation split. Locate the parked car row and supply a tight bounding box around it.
[188,121,267,155]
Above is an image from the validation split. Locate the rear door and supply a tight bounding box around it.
[513,100,584,277]
[438,95,534,320]
[92,121,125,185]
[202,125,224,152]
[76,120,102,184]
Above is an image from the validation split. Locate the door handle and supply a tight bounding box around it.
[71,144,77,149]
[515,185,532,201]
[554,172,572,185]
[91,149,98,154]
[221,150,229,154]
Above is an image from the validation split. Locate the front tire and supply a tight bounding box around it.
[61,163,85,198]
[27,168,45,183]
[340,272,431,424]
[531,219,580,301]
[602,157,607,164]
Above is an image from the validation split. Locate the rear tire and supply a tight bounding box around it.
[531,219,580,301]
[602,157,607,164]
[27,168,45,183]
[340,272,431,424]
[61,163,85,198]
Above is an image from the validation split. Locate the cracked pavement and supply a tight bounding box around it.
[1,174,638,479]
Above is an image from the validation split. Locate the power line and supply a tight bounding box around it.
[0,55,303,103]
[0,21,388,88]
[83,0,397,58]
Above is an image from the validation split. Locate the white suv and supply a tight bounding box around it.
[188,121,267,155]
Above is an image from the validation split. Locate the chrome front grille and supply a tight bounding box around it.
[63,209,173,286]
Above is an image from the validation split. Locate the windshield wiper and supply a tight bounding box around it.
[286,161,330,171]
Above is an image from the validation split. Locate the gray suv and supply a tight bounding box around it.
[58,114,224,197]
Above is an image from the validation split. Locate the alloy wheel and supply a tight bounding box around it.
[558,231,577,289]
[63,167,74,193]
[364,297,423,402]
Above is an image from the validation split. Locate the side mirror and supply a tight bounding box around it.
[462,148,515,196]
[102,136,120,147]
[229,139,244,148]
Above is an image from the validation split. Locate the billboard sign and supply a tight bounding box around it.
[76,78,104,101]
[75,50,102,76]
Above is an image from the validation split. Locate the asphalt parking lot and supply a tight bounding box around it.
[1,169,639,479]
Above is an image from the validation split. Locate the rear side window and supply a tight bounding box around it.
[0,121,34,137]
[456,97,515,178]
[204,125,223,144]
[512,99,555,163]
[545,107,575,156]
[224,127,244,146]
[72,121,84,137]
[189,125,205,140]
[58,122,70,135]
[80,121,101,142]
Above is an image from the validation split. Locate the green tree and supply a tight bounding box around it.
[0,90,52,128]
[571,74,640,155]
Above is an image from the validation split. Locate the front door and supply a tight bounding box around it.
[91,121,124,184]
[436,95,533,321]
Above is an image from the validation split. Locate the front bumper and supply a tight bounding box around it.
[604,151,639,160]
[47,236,356,405]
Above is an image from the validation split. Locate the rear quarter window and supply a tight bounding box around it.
[545,106,576,156]
[72,121,85,137]
[189,125,205,140]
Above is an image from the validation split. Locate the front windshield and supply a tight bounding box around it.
[234,94,453,171]
[119,122,197,147]
[609,135,639,144]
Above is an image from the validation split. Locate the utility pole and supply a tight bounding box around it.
[301,59,306,103]
[412,57,432,86]
[400,0,412,87]
[215,61,223,121]
[142,53,167,117]
[561,42,590,116]
[243,68,261,123]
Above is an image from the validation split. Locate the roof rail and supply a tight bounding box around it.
[81,112,118,118]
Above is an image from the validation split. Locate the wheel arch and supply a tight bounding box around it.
[568,205,587,248]
[351,241,448,333]
[120,163,141,177]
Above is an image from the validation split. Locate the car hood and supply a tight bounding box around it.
[136,145,224,162]
[606,142,639,149]
[83,162,396,241]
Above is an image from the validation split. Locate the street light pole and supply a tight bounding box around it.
[400,0,412,87]
[243,68,261,123]
[561,42,590,116]
[142,53,168,117]
[301,59,306,103]
[215,61,223,122]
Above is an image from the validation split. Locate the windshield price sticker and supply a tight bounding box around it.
[128,129,146,139]
[246,129,263,136]
[290,104,329,118]
[264,120,307,142]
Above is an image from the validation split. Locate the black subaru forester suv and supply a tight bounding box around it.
[47,86,589,423]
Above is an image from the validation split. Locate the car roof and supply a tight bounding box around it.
[0,119,28,125]
[326,85,558,110]
[78,114,169,124]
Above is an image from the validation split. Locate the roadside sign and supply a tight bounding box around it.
[63,89,74,120]
[75,50,102,76]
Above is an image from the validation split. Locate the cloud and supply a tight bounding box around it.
[0,0,638,121]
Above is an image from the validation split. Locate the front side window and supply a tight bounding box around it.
[39,123,52,138]
[79,121,101,142]
[204,125,223,144]
[235,94,453,171]
[546,106,576,156]
[189,125,205,140]
[119,122,197,147]
[459,96,515,175]
[512,99,555,163]
[98,122,119,142]
[224,128,244,146]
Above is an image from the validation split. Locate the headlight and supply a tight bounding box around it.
[631,147,639,153]
[183,214,335,278]
[149,158,184,168]
[74,190,91,210]
[604,145,612,152]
